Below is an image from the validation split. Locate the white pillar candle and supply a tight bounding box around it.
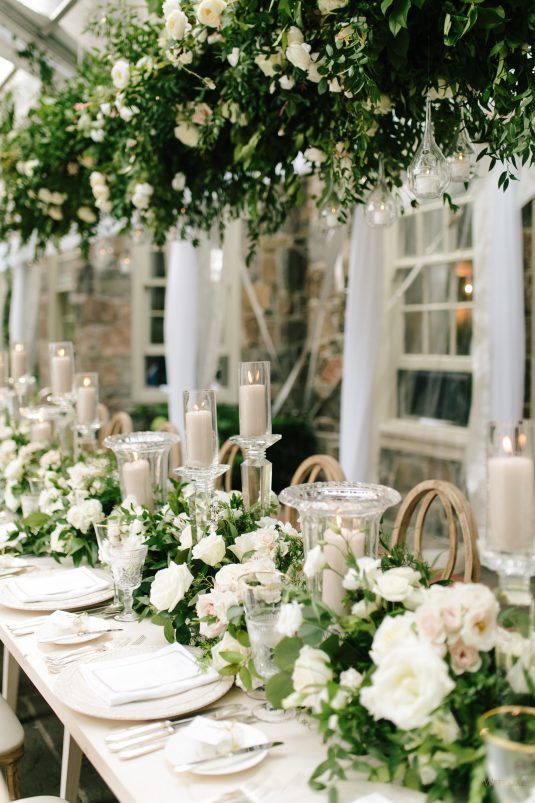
[239,383,267,436]
[322,525,366,615]
[415,174,439,196]
[186,408,213,466]
[372,207,392,226]
[30,420,53,446]
[123,457,153,509]
[11,344,27,381]
[488,446,534,552]
[51,353,73,395]
[77,385,97,425]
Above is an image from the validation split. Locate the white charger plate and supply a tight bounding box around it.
[0,568,113,611]
[0,557,29,577]
[53,646,234,721]
[166,721,269,776]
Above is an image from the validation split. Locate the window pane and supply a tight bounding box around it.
[455,260,474,301]
[404,312,423,353]
[151,250,166,278]
[150,287,166,312]
[397,370,472,425]
[428,310,450,354]
[404,270,423,305]
[422,209,444,253]
[150,316,164,344]
[428,263,451,303]
[145,356,167,387]
[449,205,473,249]
[398,215,417,256]
[456,309,472,355]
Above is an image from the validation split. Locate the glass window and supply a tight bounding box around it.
[449,205,473,249]
[397,370,472,426]
[427,263,451,303]
[422,209,444,253]
[398,215,417,256]
[150,287,166,312]
[428,310,450,354]
[404,312,423,353]
[150,251,166,278]
[144,355,167,387]
[404,270,424,305]
[150,315,164,344]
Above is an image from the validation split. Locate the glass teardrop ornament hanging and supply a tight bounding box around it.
[447,112,477,182]
[364,160,397,228]
[408,98,451,200]
[319,190,342,229]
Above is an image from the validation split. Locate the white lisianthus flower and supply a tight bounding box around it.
[111,60,130,90]
[227,47,240,67]
[304,147,327,164]
[318,0,349,12]
[361,643,455,731]
[77,206,97,224]
[150,562,194,612]
[197,0,226,28]
[279,75,295,90]
[192,534,226,566]
[339,667,363,690]
[172,172,187,191]
[303,544,326,578]
[131,182,154,210]
[175,123,200,147]
[254,53,283,77]
[370,612,418,665]
[284,645,333,710]
[276,601,303,637]
[166,8,190,40]
[287,26,304,45]
[372,566,421,603]
[286,41,312,71]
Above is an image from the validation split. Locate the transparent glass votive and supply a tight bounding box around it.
[479,706,535,802]
[183,389,218,468]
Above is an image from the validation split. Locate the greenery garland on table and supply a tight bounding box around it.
[0,0,533,254]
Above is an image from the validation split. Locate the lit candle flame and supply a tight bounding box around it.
[255,370,260,382]
[132,452,139,462]
[83,376,91,387]
[247,370,253,384]
[518,432,527,450]
[58,348,65,357]
[14,343,24,353]
[502,436,513,456]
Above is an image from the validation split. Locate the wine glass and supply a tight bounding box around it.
[241,570,294,722]
[479,706,535,802]
[108,544,147,622]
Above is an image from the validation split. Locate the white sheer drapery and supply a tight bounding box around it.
[340,207,384,481]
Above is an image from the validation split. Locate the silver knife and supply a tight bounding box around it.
[106,703,245,743]
[173,741,283,772]
[40,627,123,642]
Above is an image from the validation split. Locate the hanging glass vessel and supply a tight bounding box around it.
[319,190,342,229]
[408,98,451,200]
[364,159,397,228]
[447,111,477,182]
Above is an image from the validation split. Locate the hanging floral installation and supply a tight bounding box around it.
[0,0,533,253]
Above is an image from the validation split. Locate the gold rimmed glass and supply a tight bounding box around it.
[479,706,535,802]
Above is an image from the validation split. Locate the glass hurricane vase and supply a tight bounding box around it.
[105,431,180,510]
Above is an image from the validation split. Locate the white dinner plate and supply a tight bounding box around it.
[37,615,115,646]
[0,557,29,577]
[53,646,234,721]
[39,630,106,646]
[0,568,113,611]
[166,722,269,776]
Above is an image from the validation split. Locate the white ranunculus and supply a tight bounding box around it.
[303,544,326,578]
[254,53,283,77]
[175,123,200,147]
[339,667,363,690]
[304,147,327,164]
[287,26,304,45]
[286,42,312,71]
[77,206,97,224]
[372,566,421,603]
[276,601,303,637]
[360,642,455,731]
[166,8,190,40]
[172,172,187,191]
[287,645,333,711]
[318,0,349,13]
[192,533,226,566]
[197,0,226,28]
[150,562,194,612]
[162,0,180,17]
[111,60,130,90]
[227,47,240,67]
[370,612,418,665]
[279,75,295,90]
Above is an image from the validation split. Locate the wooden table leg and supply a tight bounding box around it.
[2,648,20,709]
[60,728,82,803]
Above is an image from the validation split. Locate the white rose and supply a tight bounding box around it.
[162,0,180,17]
[4,483,19,513]
[197,0,226,28]
[5,458,23,481]
[175,123,200,147]
[287,26,304,45]
[50,524,68,554]
[286,42,311,71]
[360,642,455,731]
[111,60,130,90]
[304,147,327,164]
[89,171,106,187]
[276,601,303,637]
[372,566,421,603]
[286,645,333,711]
[279,75,295,90]
[99,102,112,116]
[92,183,109,201]
[192,534,226,566]
[38,489,63,516]
[303,544,326,578]
[166,8,190,40]
[132,182,154,210]
[90,128,105,143]
[211,631,249,671]
[172,172,186,191]
[329,78,342,93]
[254,53,281,77]
[339,667,363,690]
[460,604,498,652]
[227,47,240,67]
[150,562,194,612]
[370,612,418,665]
[77,206,97,223]
[307,54,324,83]
[39,449,61,470]
[191,102,213,126]
[179,523,193,549]
[318,0,348,12]
[351,598,379,620]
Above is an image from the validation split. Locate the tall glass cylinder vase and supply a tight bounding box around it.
[74,372,100,453]
[176,390,228,542]
[481,421,535,683]
[48,341,75,405]
[279,482,401,614]
[105,432,180,511]
[232,361,280,512]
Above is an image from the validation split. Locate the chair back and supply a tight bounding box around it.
[284,454,346,527]
[100,411,134,445]
[156,421,182,475]
[97,402,110,427]
[390,479,480,582]
[216,439,244,492]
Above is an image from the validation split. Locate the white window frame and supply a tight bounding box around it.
[379,193,474,461]
[131,242,167,404]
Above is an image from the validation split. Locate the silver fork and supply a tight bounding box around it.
[45,635,145,673]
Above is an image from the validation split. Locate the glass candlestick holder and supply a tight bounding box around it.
[105,431,179,510]
[279,482,401,614]
[230,434,281,512]
[48,341,76,406]
[20,405,62,448]
[10,342,28,383]
[174,463,229,543]
[74,372,100,449]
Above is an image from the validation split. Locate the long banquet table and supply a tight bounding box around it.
[0,560,424,803]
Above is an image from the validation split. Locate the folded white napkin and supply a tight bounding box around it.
[165,717,259,767]
[80,643,220,706]
[0,555,24,569]
[350,795,396,803]
[7,567,110,603]
[37,610,108,642]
